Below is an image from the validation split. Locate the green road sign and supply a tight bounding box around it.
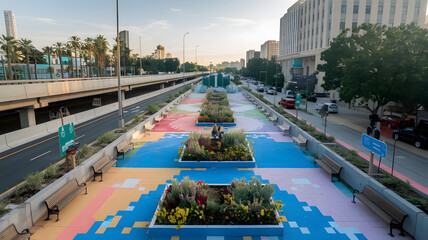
[58,123,75,157]
[295,93,301,108]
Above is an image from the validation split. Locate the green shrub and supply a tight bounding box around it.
[134,114,143,123]
[44,164,58,179]
[24,172,44,192]
[167,95,175,103]
[0,202,10,216]
[147,103,160,114]
[97,131,119,145]
[222,129,248,149]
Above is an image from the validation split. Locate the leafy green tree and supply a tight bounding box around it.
[93,35,108,77]
[165,58,180,72]
[0,35,17,80]
[69,36,81,77]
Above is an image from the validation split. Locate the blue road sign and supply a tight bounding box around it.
[362,134,387,157]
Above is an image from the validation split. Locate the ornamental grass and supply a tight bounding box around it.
[198,92,234,123]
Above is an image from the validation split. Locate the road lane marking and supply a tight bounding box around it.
[30,151,51,161]
[76,134,86,140]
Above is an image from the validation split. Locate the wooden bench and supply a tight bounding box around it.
[0,224,30,240]
[154,113,163,122]
[278,122,290,135]
[115,139,134,159]
[269,115,278,123]
[92,155,117,181]
[353,185,407,237]
[314,154,342,182]
[263,110,270,116]
[45,179,87,221]
[292,133,308,148]
[144,121,155,135]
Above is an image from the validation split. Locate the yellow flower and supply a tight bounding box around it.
[261,209,265,216]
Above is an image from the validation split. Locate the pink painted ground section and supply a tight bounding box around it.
[284,109,428,195]
[180,98,205,104]
[254,168,411,240]
[55,187,116,240]
[153,113,204,132]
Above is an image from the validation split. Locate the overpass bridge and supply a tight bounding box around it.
[0,72,206,128]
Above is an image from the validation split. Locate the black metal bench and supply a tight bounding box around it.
[0,224,30,240]
[353,185,407,237]
[45,178,87,221]
[92,155,117,181]
[314,154,342,181]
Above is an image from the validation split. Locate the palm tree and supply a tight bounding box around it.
[42,46,54,79]
[54,42,65,78]
[65,43,73,78]
[69,36,81,78]
[19,38,34,80]
[83,37,93,77]
[0,35,18,80]
[93,35,108,77]
[30,48,46,80]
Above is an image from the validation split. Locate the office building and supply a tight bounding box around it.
[153,45,165,60]
[3,10,18,39]
[260,40,279,60]
[279,0,428,93]
[166,53,172,59]
[425,15,428,28]
[246,50,261,67]
[240,58,245,69]
[119,30,129,48]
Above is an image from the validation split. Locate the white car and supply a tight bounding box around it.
[315,103,339,113]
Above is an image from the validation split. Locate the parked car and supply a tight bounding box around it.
[267,88,277,95]
[315,103,338,113]
[307,95,317,102]
[380,115,414,129]
[256,86,265,92]
[279,98,295,109]
[392,120,428,148]
[276,87,282,92]
[285,90,295,99]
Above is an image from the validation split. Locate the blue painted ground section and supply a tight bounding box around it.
[247,135,316,168]
[75,169,367,240]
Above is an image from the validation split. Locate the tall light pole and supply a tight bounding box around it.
[139,36,142,75]
[116,0,124,128]
[182,32,189,84]
[195,45,199,74]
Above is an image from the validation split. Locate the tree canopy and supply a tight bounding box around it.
[317,23,428,114]
[242,58,284,87]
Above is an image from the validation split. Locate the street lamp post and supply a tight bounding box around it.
[305,77,309,111]
[139,36,142,75]
[195,45,199,75]
[183,32,189,84]
[274,62,278,105]
[116,0,124,128]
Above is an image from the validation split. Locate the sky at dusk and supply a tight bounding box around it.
[0,0,297,65]
[1,1,427,65]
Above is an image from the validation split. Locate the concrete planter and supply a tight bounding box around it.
[195,120,236,127]
[177,143,256,168]
[148,185,284,237]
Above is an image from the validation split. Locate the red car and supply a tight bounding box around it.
[279,98,295,109]
[380,115,414,129]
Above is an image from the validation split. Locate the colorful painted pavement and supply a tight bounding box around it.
[30,91,410,240]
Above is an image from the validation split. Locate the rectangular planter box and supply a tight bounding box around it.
[148,185,284,237]
[177,145,256,168]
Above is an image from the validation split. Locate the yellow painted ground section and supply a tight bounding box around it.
[121,227,132,234]
[30,167,183,240]
[279,216,287,222]
[134,132,165,142]
[171,236,179,240]
[133,221,150,228]
[243,236,252,240]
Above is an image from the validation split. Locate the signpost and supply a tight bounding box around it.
[295,93,301,119]
[361,134,387,174]
[58,123,76,157]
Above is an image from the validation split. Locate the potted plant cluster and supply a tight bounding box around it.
[149,177,284,236]
[177,130,256,168]
[197,92,236,126]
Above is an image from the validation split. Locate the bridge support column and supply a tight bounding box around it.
[19,107,36,128]
[121,90,125,101]
[172,81,176,86]
[160,83,164,89]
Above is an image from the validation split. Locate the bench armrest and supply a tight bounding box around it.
[352,189,360,203]
[21,228,30,234]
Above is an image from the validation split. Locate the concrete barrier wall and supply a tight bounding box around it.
[0,78,200,153]
[240,88,426,239]
[0,85,195,233]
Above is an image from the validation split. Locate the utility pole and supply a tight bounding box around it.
[139,36,142,75]
[183,32,189,84]
[116,0,124,128]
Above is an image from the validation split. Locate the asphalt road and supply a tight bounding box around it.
[245,81,428,190]
[0,84,189,195]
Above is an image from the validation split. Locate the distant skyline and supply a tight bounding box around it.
[1,0,428,65]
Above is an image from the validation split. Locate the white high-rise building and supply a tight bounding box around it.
[260,40,279,60]
[3,10,18,40]
[279,0,428,93]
